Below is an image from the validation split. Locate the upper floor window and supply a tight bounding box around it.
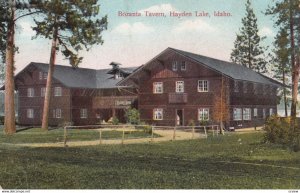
[54,87,62,96]
[243,108,251,120]
[153,108,163,120]
[53,109,62,118]
[41,87,46,97]
[39,72,47,80]
[181,61,186,71]
[198,108,209,121]
[176,81,184,93]
[263,85,268,95]
[27,88,34,97]
[27,109,34,119]
[234,81,239,92]
[153,82,163,94]
[172,61,178,71]
[233,108,242,120]
[253,83,258,94]
[198,80,209,92]
[80,108,88,119]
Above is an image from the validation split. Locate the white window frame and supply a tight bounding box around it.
[233,108,242,121]
[27,88,34,97]
[54,87,62,96]
[253,108,258,117]
[270,108,273,116]
[243,108,251,120]
[80,108,88,119]
[176,81,184,93]
[198,108,209,121]
[56,109,62,119]
[153,82,163,94]
[41,87,46,97]
[153,108,163,120]
[39,72,43,80]
[43,72,47,79]
[27,109,34,119]
[198,80,209,92]
[181,61,186,71]
[172,61,178,71]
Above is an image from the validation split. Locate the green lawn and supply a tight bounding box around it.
[0,128,156,144]
[0,130,299,189]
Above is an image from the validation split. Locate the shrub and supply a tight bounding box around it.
[135,121,152,134]
[264,115,300,151]
[111,117,119,125]
[188,119,195,127]
[125,108,140,125]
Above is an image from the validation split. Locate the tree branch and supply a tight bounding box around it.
[14,11,43,21]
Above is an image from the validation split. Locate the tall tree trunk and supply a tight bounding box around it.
[41,24,58,130]
[4,0,16,135]
[282,69,288,117]
[290,0,297,118]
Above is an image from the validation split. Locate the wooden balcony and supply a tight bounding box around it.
[169,93,188,104]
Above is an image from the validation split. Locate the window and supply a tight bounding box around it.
[243,108,251,120]
[263,108,266,119]
[233,108,242,120]
[39,72,43,80]
[172,61,178,71]
[153,82,163,94]
[243,82,247,93]
[27,88,34,97]
[181,61,186,71]
[253,108,258,117]
[80,108,88,119]
[153,108,163,120]
[198,108,209,121]
[41,87,46,97]
[263,85,268,95]
[43,72,47,79]
[27,109,34,118]
[53,109,62,118]
[270,108,274,116]
[54,87,62,96]
[176,81,184,93]
[253,83,258,94]
[234,81,239,92]
[198,80,209,92]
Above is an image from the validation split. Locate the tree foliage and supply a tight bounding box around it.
[29,0,108,66]
[0,1,8,84]
[231,0,268,73]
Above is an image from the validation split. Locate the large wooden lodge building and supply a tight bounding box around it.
[5,47,281,128]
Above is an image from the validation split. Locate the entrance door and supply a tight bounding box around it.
[176,109,184,126]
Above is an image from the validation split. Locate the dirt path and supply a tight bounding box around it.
[16,130,206,148]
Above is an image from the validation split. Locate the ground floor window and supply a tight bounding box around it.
[233,108,242,120]
[243,108,251,120]
[53,109,62,118]
[153,108,163,120]
[27,109,34,118]
[263,108,266,119]
[253,108,258,117]
[270,108,273,116]
[80,108,88,119]
[198,108,209,121]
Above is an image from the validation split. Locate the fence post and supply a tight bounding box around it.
[173,126,176,140]
[122,126,125,145]
[64,126,68,147]
[192,126,195,139]
[203,126,207,138]
[99,129,102,145]
[151,126,154,142]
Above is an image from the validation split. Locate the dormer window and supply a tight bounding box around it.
[172,61,178,71]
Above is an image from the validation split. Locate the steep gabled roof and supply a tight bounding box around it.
[11,62,137,89]
[118,47,282,87]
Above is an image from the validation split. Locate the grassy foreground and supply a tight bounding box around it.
[0,131,299,189]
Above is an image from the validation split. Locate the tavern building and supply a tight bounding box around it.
[5,47,281,128]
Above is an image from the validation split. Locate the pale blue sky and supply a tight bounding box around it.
[14,0,277,73]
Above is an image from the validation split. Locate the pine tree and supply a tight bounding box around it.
[272,28,292,117]
[266,0,300,119]
[28,0,108,130]
[231,0,267,73]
